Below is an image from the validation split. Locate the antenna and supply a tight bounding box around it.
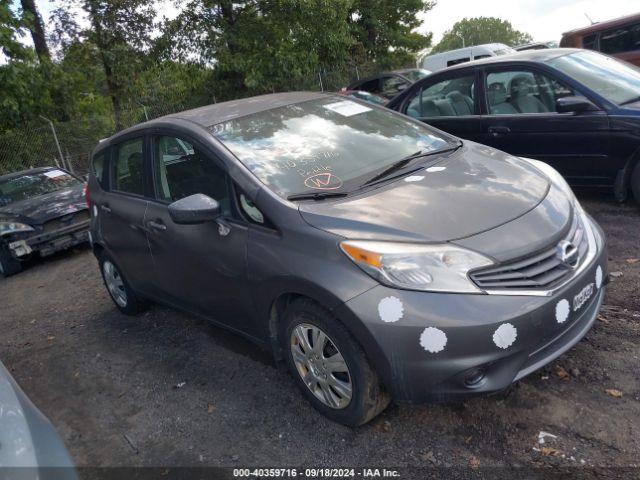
[584,13,595,25]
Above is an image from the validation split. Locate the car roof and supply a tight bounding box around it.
[0,166,59,181]
[562,12,640,36]
[439,48,581,73]
[104,91,329,145]
[422,43,511,59]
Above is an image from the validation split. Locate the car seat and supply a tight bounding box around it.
[509,75,548,113]
[119,152,144,195]
[445,91,474,115]
[488,89,518,115]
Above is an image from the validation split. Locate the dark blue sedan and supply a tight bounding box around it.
[387,49,640,203]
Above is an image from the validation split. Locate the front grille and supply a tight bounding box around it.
[41,210,90,234]
[470,212,588,291]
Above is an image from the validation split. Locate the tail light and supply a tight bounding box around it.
[83,183,91,209]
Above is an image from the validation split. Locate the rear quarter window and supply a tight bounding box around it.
[92,150,106,186]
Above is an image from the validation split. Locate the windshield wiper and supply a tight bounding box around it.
[362,145,460,187]
[620,95,640,106]
[287,191,349,201]
[361,150,426,187]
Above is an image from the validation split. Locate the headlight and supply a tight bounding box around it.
[519,157,577,203]
[340,240,494,293]
[0,222,34,236]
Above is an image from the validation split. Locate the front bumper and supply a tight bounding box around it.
[337,217,607,404]
[7,220,90,259]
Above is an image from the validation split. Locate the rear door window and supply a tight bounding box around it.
[404,73,476,118]
[447,57,470,67]
[113,138,145,195]
[582,33,598,50]
[600,22,640,54]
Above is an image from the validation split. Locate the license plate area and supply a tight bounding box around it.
[573,282,594,312]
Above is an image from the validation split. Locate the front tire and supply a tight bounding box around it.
[0,244,22,278]
[282,298,390,426]
[99,252,146,315]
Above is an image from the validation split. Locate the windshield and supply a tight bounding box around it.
[402,69,431,82]
[548,50,640,105]
[210,96,455,198]
[0,170,80,206]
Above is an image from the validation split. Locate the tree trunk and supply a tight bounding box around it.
[87,1,123,130]
[20,0,50,62]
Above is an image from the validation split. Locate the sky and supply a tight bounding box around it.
[418,0,639,44]
[10,0,640,52]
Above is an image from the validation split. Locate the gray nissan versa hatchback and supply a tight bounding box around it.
[87,92,608,426]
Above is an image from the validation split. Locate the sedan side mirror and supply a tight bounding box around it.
[556,96,597,114]
[168,193,221,225]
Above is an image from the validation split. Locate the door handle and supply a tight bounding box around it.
[147,220,167,232]
[488,126,511,137]
[100,204,111,213]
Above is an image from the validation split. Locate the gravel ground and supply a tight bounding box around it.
[1,192,639,473]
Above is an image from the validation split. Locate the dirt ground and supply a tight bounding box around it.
[1,192,639,473]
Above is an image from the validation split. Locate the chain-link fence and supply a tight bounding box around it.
[0,65,389,176]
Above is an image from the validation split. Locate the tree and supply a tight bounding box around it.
[432,17,533,53]
[0,1,29,60]
[157,0,355,96]
[52,0,156,129]
[20,0,50,62]
[348,0,435,69]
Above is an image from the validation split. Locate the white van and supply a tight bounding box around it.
[419,43,516,72]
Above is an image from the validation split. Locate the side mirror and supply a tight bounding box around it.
[168,193,220,225]
[556,96,597,114]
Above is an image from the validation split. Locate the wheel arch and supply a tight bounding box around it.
[263,281,393,393]
[616,145,640,202]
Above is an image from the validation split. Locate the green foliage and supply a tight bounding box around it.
[0,1,29,60]
[1,0,438,174]
[349,0,434,69]
[433,17,533,53]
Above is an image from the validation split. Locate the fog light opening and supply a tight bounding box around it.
[464,369,485,388]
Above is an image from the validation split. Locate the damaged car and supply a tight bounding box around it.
[0,167,90,277]
[87,92,607,426]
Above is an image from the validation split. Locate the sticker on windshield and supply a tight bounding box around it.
[44,169,66,178]
[304,172,343,190]
[323,101,371,117]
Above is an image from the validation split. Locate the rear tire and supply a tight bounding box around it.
[632,162,640,206]
[282,298,390,427]
[0,244,22,278]
[98,252,147,315]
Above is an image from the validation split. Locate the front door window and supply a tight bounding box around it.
[153,135,231,216]
[485,70,575,115]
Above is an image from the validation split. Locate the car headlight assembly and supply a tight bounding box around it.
[341,240,494,293]
[0,221,35,237]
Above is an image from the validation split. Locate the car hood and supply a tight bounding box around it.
[0,184,87,225]
[299,142,551,243]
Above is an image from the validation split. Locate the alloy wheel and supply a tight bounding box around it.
[290,323,353,409]
[103,260,127,308]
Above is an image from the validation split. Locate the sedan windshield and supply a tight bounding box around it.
[0,170,80,206]
[548,50,640,106]
[210,96,455,198]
